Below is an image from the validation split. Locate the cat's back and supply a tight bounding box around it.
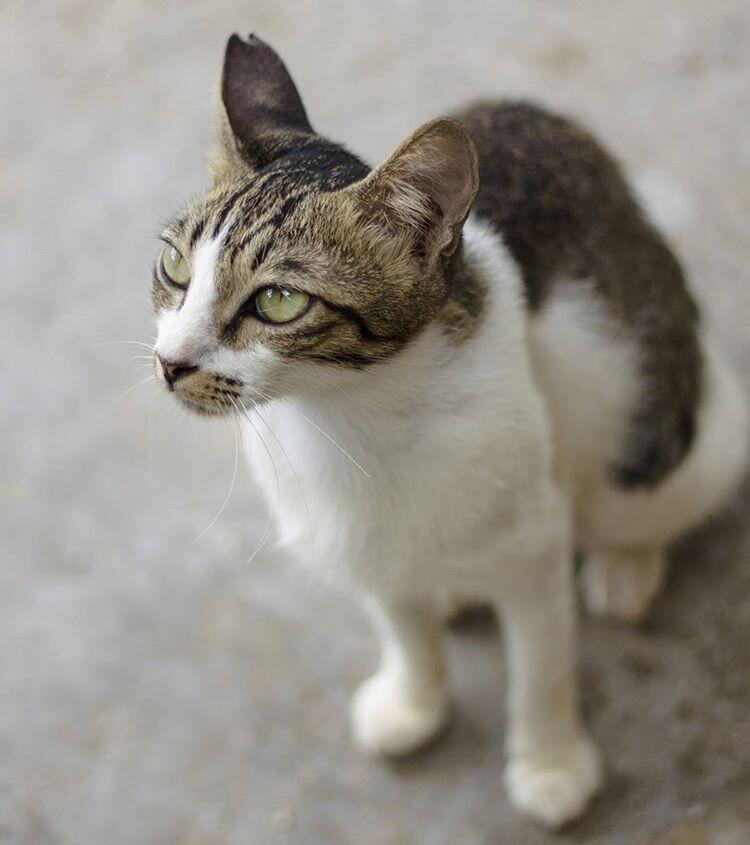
[455,100,676,310]
[456,99,703,490]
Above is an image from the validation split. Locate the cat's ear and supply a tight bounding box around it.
[211,34,314,176]
[352,118,479,258]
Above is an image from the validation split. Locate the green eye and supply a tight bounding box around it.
[255,287,311,324]
[161,244,190,287]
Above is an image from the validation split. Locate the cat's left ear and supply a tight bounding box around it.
[211,33,314,176]
[352,118,479,258]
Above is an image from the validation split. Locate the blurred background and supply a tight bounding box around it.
[2,1,750,843]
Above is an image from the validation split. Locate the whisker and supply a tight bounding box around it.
[147,389,158,485]
[237,397,315,550]
[192,413,240,544]
[246,385,371,479]
[119,374,156,400]
[254,403,315,548]
[233,396,279,565]
[94,339,156,351]
[122,358,155,379]
[131,365,155,379]
[246,449,277,562]
[175,408,190,431]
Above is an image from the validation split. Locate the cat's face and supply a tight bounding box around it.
[152,34,478,416]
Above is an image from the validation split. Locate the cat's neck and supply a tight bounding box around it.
[245,217,541,525]
[283,215,529,425]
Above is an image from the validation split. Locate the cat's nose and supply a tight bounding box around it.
[158,356,199,388]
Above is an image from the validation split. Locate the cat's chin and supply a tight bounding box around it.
[174,395,235,418]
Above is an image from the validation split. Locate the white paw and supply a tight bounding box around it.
[581,549,665,623]
[350,670,448,758]
[504,735,603,827]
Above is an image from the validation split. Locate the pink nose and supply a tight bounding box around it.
[158,356,198,388]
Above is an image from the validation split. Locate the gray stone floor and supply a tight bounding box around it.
[2,1,750,842]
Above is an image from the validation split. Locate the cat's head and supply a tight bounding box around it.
[152,34,479,415]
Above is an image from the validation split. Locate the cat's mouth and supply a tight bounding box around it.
[155,358,244,417]
[170,377,246,417]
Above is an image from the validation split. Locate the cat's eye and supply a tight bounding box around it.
[254,287,311,324]
[161,244,190,287]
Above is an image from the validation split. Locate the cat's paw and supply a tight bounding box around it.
[581,548,665,623]
[503,735,602,828]
[350,671,448,758]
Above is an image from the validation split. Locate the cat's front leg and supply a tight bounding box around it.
[351,594,449,758]
[498,540,602,827]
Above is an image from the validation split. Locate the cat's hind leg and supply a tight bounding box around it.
[351,595,449,758]
[581,546,667,623]
[577,340,748,623]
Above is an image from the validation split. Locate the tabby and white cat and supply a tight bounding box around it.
[151,34,748,826]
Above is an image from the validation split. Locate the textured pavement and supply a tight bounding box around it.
[2,1,750,843]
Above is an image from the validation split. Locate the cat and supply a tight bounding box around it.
[150,33,748,827]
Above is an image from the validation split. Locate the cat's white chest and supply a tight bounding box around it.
[240,325,554,594]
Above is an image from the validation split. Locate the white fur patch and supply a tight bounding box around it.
[240,215,559,592]
[155,232,225,364]
[527,280,638,491]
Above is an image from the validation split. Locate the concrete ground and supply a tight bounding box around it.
[2,1,750,842]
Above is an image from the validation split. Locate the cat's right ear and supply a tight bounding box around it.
[349,118,479,261]
[211,34,314,178]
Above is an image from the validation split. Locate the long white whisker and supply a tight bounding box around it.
[122,354,154,368]
[247,447,277,563]
[119,374,155,400]
[192,413,240,544]
[251,401,315,548]
[94,340,156,351]
[237,397,315,550]
[234,397,279,565]
[247,506,274,565]
[123,360,155,380]
[147,389,158,485]
[244,385,371,479]
[290,409,371,477]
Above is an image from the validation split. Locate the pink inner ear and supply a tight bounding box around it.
[432,158,474,225]
[397,124,477,229]
[353,119,477,254]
